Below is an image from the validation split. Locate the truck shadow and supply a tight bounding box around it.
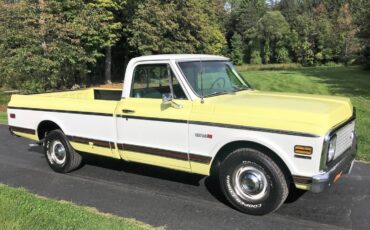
[80,153,205,186]
[79,153,234,206]
[28,146,203,185]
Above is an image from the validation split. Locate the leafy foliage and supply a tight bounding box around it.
[0,0,121,92]
[230,33,244,65]
[0,0,369,92]
[127,0,226,55]
[356,0,370,69]
[224,0,363,66]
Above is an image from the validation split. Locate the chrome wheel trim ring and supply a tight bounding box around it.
[48,140,67,165]
[233,165,269,201]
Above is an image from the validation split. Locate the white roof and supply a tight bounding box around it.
[131,54,229,62]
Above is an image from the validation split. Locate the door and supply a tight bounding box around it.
[116,63,192,171]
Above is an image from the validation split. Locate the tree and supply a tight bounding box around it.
[357,0,370,68]
[226,0,267,36]
[336,3,359,64]
[90,0,124,84]
[256,11,291,63]
[127,0,226,55]
[224,0,266,61]
[230,33,243,65]
[250,50,262,64]
[286,3,335,65]
[0,0,117,92]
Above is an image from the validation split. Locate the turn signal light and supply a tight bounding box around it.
[294,145,313,155]
[334,171,343,183]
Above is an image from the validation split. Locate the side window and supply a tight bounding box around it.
[131,64,187,99]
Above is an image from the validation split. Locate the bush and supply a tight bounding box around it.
[237,63,302,72]
[276,47,291,63]
[250,50,262,64]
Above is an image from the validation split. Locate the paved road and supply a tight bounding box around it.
[0,125,369,229]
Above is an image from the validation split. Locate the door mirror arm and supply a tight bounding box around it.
[162,93,183,109]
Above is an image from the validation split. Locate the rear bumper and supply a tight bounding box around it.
[310,144,356,193]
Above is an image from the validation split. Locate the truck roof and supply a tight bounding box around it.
[130,54,229,62]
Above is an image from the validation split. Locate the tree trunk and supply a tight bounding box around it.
[105,46,112,84]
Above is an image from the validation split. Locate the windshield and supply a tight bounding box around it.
[178,61,250,97]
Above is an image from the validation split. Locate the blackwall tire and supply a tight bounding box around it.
[44,129,82,173]
[219,147,289,215]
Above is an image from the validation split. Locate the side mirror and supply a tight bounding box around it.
[162,93,183,109]
[162,93,173,103]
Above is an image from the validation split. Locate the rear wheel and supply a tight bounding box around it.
[44,130,82,173]
[219,147,289,215]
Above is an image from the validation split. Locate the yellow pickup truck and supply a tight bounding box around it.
[7,54,357,215]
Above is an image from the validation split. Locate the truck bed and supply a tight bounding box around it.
[7,88,123,157]
[8,88,122,118]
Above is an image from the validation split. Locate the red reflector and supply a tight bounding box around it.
[207,134,213,139]
[10,113,16,119]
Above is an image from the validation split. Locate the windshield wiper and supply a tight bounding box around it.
[206,91,235,97]
[232,86,250,92]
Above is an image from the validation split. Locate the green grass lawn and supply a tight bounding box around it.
[0,184,159,230]
[240,66,370,161]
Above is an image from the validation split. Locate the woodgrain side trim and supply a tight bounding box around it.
[66,135,114,149]
[119,143,212,164]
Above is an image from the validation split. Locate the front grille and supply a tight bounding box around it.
[334,121,355,160]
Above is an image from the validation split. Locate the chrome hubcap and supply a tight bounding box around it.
[49,140,66,165]
[233,165,268,201]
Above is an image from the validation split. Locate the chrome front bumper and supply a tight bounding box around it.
[310,136,357,193]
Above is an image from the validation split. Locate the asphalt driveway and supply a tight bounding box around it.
[0,125,369,229]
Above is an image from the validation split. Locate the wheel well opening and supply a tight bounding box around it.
[210,141,293,183]
[37,121,61,140]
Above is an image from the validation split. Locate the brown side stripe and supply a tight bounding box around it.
[9,126,36,135]
[120,143,211,164]
[292,175,313,185]
[66,135,114,149]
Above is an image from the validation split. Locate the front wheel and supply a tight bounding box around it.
[44,129,82,173]
[219,148,289,215]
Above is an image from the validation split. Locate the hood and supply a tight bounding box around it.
[201,90,353,136]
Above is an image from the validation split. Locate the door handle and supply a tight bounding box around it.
[122,109,135,114]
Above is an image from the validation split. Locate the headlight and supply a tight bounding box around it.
[327,135,337,163]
